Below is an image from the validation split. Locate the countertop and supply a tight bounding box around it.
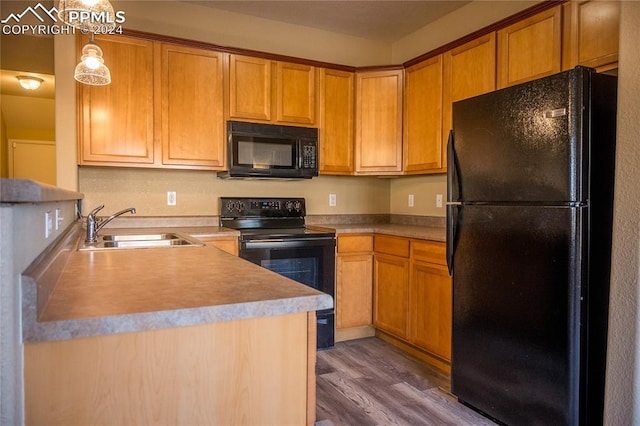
[22,224,332,343]
[0,178,83,203]
[328,224,446,242]
[22,217,444,343]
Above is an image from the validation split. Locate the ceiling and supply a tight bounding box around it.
[187,1,472,43]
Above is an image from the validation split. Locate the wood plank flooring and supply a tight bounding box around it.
[316,337,497,426]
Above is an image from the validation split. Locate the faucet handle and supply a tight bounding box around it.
[88,205,105,218]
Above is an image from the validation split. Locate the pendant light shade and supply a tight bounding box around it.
[58,0,116,33]
[74,39,111,86]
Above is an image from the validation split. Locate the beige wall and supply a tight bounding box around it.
[603,2,640,423]
[54,34,77,191]
[78,167,389,216]
[392,1,538,63]
[0,110,7,177]
[111,0,392,67]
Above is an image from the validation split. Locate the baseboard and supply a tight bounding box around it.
[335,325,375,342]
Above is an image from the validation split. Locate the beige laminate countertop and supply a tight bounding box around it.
[326,224,446,242]
[22,224,332,343]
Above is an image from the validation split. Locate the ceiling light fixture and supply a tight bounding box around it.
[57,0,116,33]
[16,76,44,90]
[74,35,111,86]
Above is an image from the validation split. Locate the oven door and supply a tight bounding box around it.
[240,236,336,348]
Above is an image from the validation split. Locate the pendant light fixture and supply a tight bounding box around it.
[74,35,111,86]
[16,76,44,90]
[58,0,116,33]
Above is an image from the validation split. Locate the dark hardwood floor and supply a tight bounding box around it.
[316,337,497,426]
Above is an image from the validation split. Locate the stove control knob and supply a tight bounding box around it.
[293,201,302,212]
[226,201,244,214]
[285,201,294,211]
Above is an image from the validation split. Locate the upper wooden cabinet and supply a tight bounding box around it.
[497,6,563,88]
[355,69,404,174]
[228,54,316,126]
[161,44,225,168]
[562,0,620,72]
[228,55,272,121]
[78,35,155,165]
[77,35,226,170]
[442,33,496,159]
[403,55,444,173]
[318,69,355,175]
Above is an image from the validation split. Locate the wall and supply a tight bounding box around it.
[54,34,77,191]
[0,111,6,177]
[0,95,55,141]
[391,1,538,63]
[603,2,640,424]
[78,167,389,216]
[110,0,392,67]
[0,200,77,425]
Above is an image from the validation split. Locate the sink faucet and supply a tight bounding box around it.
[85,205,136,243]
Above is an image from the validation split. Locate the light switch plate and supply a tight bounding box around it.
[436,194,443,208]
[408,194,414,207]
[329,193,337,207]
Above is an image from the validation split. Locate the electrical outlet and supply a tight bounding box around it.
[436,194,443,208]
[45,211,53,238]
[167,191,177,206]
[408,194,414,207]
[329,193,337,207]
[54,208,63,230]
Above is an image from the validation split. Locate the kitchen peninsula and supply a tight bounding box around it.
[9,180,332,426]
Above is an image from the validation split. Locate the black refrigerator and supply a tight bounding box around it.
[446,66,617,425]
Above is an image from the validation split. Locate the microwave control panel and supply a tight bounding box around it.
[301,141,317,169]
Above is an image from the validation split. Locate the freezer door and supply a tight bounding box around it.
[451,68,588,203]
[451,205,585,425]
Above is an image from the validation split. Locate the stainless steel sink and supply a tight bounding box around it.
[78,232,204,251]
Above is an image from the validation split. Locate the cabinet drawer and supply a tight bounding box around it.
[338,235,373,253]
[411,240,446,265]
[374,235,409,258]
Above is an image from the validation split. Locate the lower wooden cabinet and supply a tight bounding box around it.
[374,252,410,339]
[336,235,374,340]
[373,235,452,370]
[409,261,452,360]
[25,312,316,425]
[202,237,239,256]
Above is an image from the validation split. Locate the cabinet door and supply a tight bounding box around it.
[442,33,496,169]
[497,6,562,88]
[355,69,404,174]
[373,253,409,338]
[409,262,452,361]
[562,0,620,72]
[78,35,155,165]
[161,45,225,169]
[228,55,272,121]
[319,69,355,174]
[403,55,444,173]
[337,254,373,329]
[276,62,316,124]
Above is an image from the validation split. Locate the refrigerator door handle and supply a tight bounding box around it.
[446,204,457,276]
[447,129,459,202]
[446,129,458,276]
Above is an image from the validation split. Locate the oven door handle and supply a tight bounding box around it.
[243,237,334,249]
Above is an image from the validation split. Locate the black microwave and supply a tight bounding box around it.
[218,121,319,179]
